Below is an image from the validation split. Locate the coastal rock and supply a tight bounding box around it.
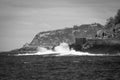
[29,23,103,49]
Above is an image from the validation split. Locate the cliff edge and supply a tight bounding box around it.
[28,23,103,49]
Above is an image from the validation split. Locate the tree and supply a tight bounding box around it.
[114,9,120,25]
[105,9,120,29]
[105,17,115,29]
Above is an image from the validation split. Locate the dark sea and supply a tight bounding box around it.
[0,53,120,80]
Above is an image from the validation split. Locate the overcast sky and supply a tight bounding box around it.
[0,0,120,51]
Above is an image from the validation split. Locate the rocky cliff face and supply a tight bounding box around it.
[28,23,103,49]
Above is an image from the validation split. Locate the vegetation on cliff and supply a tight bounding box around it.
[97,9,120,39]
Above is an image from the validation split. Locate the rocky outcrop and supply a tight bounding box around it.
[28,23,103,49]
[8,23,103,54]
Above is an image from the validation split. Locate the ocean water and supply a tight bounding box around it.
[0,55,120,80]
[1,43,120,80]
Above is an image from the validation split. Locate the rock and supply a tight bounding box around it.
[9,23,103,54]
[29,23,103,49]
[23,43,30,48]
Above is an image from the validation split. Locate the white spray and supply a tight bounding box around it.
[17,42,109,56]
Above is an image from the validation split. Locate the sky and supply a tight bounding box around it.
[0,0,120,51]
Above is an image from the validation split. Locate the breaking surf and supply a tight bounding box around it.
[16,42,120,56]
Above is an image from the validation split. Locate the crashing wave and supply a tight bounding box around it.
[16,42,116,56]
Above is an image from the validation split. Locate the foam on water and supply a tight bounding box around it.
[17,42,110,56]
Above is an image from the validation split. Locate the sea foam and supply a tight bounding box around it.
[17,42,109,56]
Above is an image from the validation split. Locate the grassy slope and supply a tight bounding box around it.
[0,55,120,80]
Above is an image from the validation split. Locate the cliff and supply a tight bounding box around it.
[28,23,103,49]
[8,9,120,54]
[8,23,104,54]
[9,23,120,55]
